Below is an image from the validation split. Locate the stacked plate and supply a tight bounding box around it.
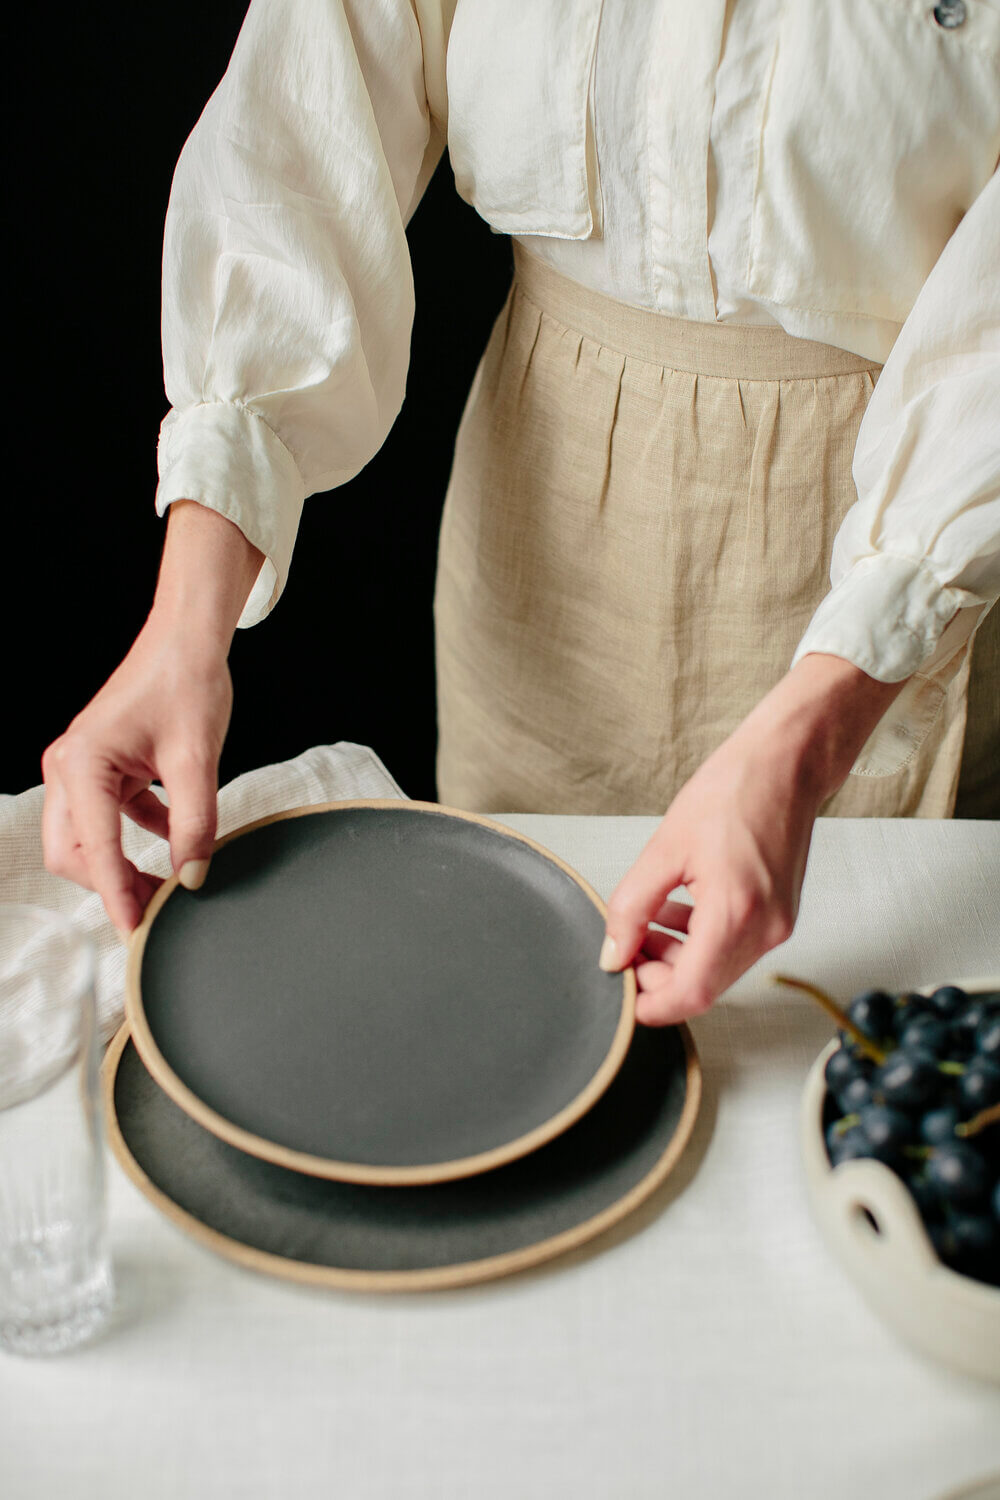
[104,801,701,1291]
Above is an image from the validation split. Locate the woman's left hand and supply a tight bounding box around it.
[598,654,907,1025]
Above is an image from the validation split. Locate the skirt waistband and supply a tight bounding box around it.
[511,242,883,381]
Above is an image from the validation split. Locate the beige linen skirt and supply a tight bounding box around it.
[433,243,997,818]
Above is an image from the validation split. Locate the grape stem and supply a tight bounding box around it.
[957,1102,1000,1138]
[772,974,887,1064]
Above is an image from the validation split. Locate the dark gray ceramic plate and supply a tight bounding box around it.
[104,1017,700,1290]
[125,801,635,1185]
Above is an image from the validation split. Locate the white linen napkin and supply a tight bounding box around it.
[0,742,407,1043]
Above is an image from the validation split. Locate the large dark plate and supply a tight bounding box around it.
[125,802,635,1185]
[103,1018,700,1291]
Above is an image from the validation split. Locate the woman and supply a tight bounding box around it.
[41,0,1000,1026]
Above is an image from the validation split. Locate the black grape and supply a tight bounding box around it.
[904,1170,939,1220]
[950,1213,1000,1258]
[928,985,968,1017]
[949,1214,1000,1285]
[857,1104,913,1163]
[958,1058,1000,1114]
[836,1030,872,1064]
[947,1030,977,1062]
[876,1047,943,1108]
[920,1105,960,1146]
[828,1126,871,1167]
[926,1142,990,1206]
[848,990,894,1044]
[898,1014,950,1054]
[824,1047,866,1094]
[838,1074,875,1113]
[953,1001,989,1042]
[975,1012,1000,1061]
[892,993,931,1036]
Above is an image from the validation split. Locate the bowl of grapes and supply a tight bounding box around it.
[793,974,999,1384]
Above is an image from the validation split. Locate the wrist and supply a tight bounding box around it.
[149,499,265,655]
[744,654,908,803]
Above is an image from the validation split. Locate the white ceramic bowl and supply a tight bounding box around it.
[801,976,1000,1385]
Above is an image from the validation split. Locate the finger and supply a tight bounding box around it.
[636,897,739,1027]
[634,946,684,996]
[637,879,795,1026]
[600,831,685,972]
[47,760,166,935]
[41,771,92,889]
[134,870,166,908]
[159,745,219,885]
[43,755,121,897]
[605,903,691,985]
[60,759,144,937]
[648,899,693,935]
[633,945,686,1026]
[122,787,170,839]
[637,928,685,964]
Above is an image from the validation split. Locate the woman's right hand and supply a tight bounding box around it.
[41,619,234,939]
[42,500,265,938]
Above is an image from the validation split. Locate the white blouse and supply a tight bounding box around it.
[155,0,1000,775]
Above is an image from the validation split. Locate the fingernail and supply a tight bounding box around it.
[178,858,210,891]
[598,935,620,972]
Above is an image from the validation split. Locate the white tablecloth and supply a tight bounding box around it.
[3,809,1000,1500]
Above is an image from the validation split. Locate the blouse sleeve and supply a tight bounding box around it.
[790,168,1000,776]
[155,0,454,627]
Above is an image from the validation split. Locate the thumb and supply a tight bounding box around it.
[599,832,684,973]
[160,748,219,889]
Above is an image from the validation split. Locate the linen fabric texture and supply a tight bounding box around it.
[434,245,988,819]
[153,0,1000,783]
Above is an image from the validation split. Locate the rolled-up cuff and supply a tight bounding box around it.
[155,402,307,628]
[791,553,971,682]
[791,554,991,776]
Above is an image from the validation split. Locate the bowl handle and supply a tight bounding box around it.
[824,1157,940,1274]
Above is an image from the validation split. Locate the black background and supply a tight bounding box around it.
[7,2,513,799]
